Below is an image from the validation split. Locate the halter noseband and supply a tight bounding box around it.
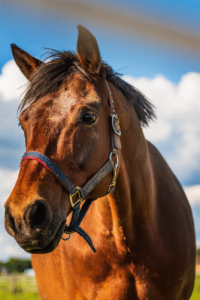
[20,81,121,252]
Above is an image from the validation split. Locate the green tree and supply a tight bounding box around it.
[0,258,32,273]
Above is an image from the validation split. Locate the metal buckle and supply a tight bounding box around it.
[107,152,118,194]
[111,114,121,136]
[69,187,83,208]
[109,151,118,168]
[107,182,116,194]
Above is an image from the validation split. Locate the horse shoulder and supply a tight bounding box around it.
[147,141,195,285]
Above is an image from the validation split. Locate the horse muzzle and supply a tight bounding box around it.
[4,199,66,254]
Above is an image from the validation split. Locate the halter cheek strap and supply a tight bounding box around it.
[20,81,121,252]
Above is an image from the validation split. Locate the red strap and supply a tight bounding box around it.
[21,156,55,175]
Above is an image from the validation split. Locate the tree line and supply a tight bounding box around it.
[1,249,200,274]
[0,258,32,274]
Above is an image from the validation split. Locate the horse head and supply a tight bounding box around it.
[4,26,117,254]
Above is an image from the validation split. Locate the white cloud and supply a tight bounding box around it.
[0,61,28,260]
[185,185,200,206]
[0,234,5,244]
[123,73,200,184]
[0,60,25,170]
[0,168,30,261]
[0,60,27,102]
[4,244,30,259]
[0,168,19,207]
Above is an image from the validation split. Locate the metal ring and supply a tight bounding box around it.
[109,152,119,168]
[62,233,71,241]
[111,114,121,136]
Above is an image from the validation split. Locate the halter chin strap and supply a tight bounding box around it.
[20,81,121,252]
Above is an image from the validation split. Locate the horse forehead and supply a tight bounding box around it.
[57,79,101,111]
[19,77,103,129]
[66,77,100,100]
[67,76,88,92]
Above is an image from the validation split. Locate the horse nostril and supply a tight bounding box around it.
[5,207,17,235]
[25,200,52,230]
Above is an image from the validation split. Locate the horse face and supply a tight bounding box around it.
[4,26,112,254]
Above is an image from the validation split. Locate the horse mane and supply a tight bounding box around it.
[20,49,155,126]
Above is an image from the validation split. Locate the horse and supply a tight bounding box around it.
[4,25,195,300]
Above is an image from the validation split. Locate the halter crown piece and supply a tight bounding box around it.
[20,81,121,252]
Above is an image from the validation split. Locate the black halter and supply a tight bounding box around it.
[20,81,121,252]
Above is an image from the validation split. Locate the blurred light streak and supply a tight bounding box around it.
[4,0,200,55]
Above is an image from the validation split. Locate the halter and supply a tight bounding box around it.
[20,81,121,252]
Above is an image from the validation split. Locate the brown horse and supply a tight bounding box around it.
[5,25,195,299]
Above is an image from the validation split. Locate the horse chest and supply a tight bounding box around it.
[33,251,136,299]
[33,249,186,300]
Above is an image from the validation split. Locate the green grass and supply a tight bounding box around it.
[0,274,41,300]
[0,273,200,299]
[190,275,200,300]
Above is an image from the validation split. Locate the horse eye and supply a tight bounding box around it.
[83,113,97,124]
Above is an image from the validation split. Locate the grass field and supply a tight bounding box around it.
[0,274,200,299]
[0,274,40,300]
[190,275,200,300]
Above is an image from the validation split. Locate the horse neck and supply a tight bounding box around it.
[92,84,156,251]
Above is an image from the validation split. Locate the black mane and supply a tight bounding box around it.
[20,49,155,126]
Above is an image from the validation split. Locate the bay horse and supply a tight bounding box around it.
[5,25,195,299]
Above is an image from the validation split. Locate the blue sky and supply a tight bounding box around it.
[0,0,200,260]
[1,0,200,182]
[1,0,200,83]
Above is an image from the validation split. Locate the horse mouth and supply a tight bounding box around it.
[24,220,66,254]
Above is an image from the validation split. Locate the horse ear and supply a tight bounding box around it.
[77,25,101,74]
[11,44,42,80]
